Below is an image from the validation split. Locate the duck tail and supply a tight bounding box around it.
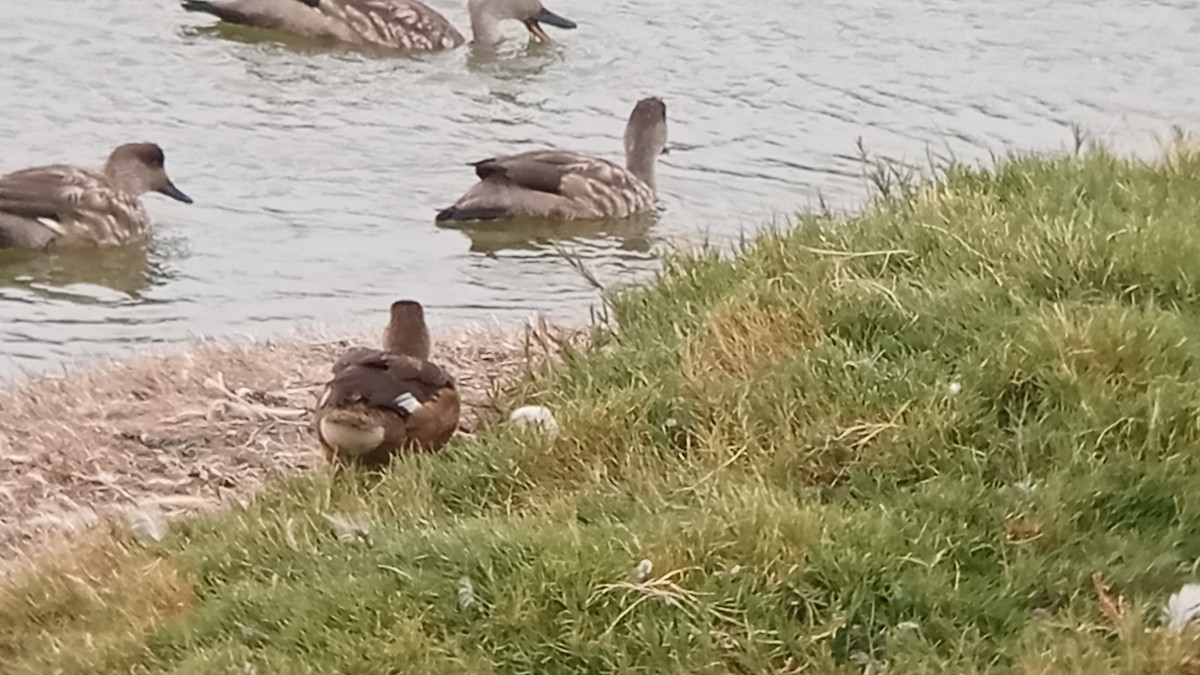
[317,411,386,456]
[435,205,509,222]
[181,0,217,13]
[181,0,244,22]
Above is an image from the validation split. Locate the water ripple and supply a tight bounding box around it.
[1,0,1197,376]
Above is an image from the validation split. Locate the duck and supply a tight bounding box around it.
[435,97,669,223]
[181,0,576,52]
[0,143,192,251]
[314,299,461,467]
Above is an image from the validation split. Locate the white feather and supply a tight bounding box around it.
[509,405,560,439]
[125,504,168,542]
[319,418,385,455]
[1166,583,1200,632]
[393,392,422,414]
[457,577,476,609]
[635,559,653,581]
[36,217,66,235]
[322,512,371,543]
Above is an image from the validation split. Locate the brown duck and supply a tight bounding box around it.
[181,0,576,53]
[0,143,192,250]
[314,300,460,467]
[436,97,669,223]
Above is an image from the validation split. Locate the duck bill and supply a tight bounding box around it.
[536,7,576,29]
[524,7,575,42]
[523,19,552,43]
[158,179,194,204]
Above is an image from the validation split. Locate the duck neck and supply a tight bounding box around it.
[468,5,505,45]
[626,151,657,191]
[383,323,431,360]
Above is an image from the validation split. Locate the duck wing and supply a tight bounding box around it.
[321,349,455,415]
[472,150,638,199]
[470,151,597,195]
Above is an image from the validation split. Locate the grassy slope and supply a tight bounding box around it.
[6,146,1200,673]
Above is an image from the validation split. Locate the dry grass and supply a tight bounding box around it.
[0,318,579,573]
[0,532,194,665]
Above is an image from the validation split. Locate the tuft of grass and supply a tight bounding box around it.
[0,533,194,671]
[7,143,1200,672]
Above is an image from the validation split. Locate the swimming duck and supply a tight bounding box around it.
[181,0,576,52]
[314,300,461,467]
[436,97,669,223]
[0,143,192,250]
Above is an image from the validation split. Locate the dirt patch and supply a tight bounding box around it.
[0,318,577,572]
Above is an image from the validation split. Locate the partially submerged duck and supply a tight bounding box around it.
[436,97,669,222]
[314,300,461,467]
[181,0,576,52]
[0,143,192,250]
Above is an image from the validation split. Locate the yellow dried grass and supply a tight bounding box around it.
[0,320,577,571]
[681,293,821,394]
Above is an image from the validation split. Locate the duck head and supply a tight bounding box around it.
[624,97,669,188]
[468,0,576,45]
[625,98,669,158]
[104,143,193,204]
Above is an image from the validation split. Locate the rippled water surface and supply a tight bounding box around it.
[1,0,1197,376]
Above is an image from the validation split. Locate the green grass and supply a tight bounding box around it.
[7,143,1200,673]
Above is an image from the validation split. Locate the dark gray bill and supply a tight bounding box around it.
[159,180,194,204]
[535,7,576,29]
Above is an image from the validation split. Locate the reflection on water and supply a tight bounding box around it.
[0,237,182,373]
[0,241,169,302]
[442,212,657,255]
[1,0,1199,377]
[463,42,568,79]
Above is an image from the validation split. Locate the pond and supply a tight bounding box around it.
[0,0,1196,376]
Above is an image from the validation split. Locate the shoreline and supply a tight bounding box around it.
[5,146,1200,671]
[0,317,579,572]
[0,309,592,382]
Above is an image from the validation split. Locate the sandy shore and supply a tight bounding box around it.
[0,317,576,571]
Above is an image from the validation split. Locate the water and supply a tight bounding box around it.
[1,0,1197,377]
